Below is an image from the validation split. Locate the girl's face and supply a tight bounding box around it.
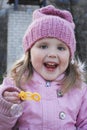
[30,38,70,81]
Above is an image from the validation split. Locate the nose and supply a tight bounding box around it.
[48,52,57,58]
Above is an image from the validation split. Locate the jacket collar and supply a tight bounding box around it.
[30,71,65,87]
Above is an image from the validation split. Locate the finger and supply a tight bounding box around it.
[3,91,19,97]
[4,96,18,101]
[4,96,21,104]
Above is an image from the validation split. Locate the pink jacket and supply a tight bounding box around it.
[0,72,87,130]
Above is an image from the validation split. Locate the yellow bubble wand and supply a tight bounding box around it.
[18,91,41,102]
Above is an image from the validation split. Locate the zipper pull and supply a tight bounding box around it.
[46,81,51,87]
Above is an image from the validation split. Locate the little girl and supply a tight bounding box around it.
[0,5,87,130]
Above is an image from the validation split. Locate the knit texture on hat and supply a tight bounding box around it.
[23,5,76,58]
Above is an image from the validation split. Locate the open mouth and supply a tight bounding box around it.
[44,62,58,70]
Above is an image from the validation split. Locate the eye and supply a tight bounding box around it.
[39,44,48,49]
[57,46,66,51]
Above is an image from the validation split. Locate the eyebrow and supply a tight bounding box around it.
[57,43,66,46]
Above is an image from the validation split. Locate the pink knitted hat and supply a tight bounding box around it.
[23,5,76,58]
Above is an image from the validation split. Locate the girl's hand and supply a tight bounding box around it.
[3,91,21,104]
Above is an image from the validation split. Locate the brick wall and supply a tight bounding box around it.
[7,6,39,71]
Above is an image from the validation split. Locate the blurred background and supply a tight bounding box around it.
[0,0,87,83]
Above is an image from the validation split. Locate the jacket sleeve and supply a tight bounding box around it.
[76,83,87,130]
[0,77,23,130]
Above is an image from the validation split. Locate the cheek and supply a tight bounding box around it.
[31,54,42,69]
[31,53,42,63]
[61,54,70,67]
[31,49,44,64]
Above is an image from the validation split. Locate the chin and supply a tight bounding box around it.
[44,77,57,81]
